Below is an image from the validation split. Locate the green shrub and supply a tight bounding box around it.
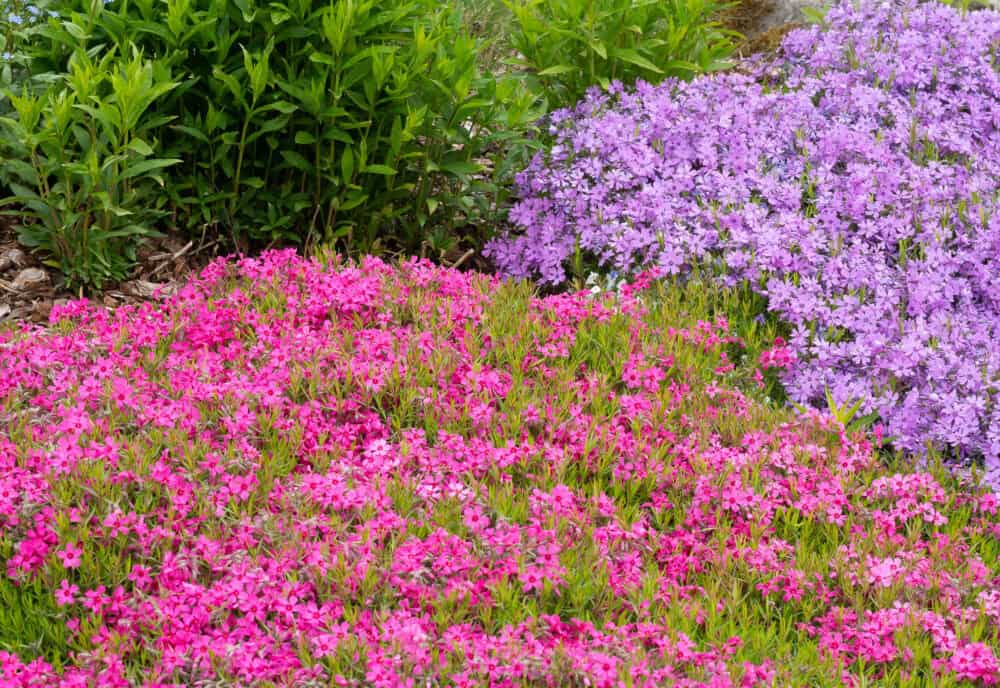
[1,1,54,108]
[0,0,542,286]
[0,48,180,288]
[504,0,738,106]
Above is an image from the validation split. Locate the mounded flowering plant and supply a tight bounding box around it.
[485,0,1000,486]
[0,250,998,686]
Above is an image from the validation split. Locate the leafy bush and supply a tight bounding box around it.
[503,0,737,106]
[0,251,998,685]
[0,0,50,91]
[0,49,180,287]
[0,0,542,285]
[486,0,1000,485]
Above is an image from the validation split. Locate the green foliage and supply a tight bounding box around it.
[0,47,179,287]
[3,0,543,275]
[0,0,737,287]
[0,540,68,668]
[577,267,791,404]
[0,0,51,92]
[812,387,881,434]
[503,0,739,106]
[454,0,515,71]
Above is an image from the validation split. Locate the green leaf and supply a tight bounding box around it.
[245,116,291,144]
[340,192,368,211]
[439,160,481,177]
[362,164,396,176]
[120,158,183,180]
[588,39,608,60]
[322,127,354,145]
[61,21,89,41]
[169,125,211,143]
[1,160,39,186]
[309,52,336,66]
[280,150,314,173]
[610,48,663,73]
[127,139,155,156]
[389,115,403,155]
[212,67,248,110]
[801,6,828,24]
[537,64,575,76]
[6,182,40,202]
[340,150,354,182]
[261,100,297,115]
[660,59,700,74]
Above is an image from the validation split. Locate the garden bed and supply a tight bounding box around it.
[487,0,1000,487]
[1,0,999,685]
[0,251,998,686]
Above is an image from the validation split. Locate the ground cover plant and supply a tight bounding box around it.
[486,0,1000,487]
[0,251,998,686]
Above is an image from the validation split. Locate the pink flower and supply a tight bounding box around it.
[759,338,796,370]
[866,555,904,588]
[944,642,999,685]
[58,542,83,569]
[54,579,79,606]
[462,506,490,533]
[519,566,545,594]
[128,565,153,590]
[1,247,999,685]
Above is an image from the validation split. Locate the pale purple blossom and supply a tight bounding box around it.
[487,0,1000,487]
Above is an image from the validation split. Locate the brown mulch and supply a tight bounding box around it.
[720,0,804,60]
[0,217,224,326]
[721,0,777,38]
[739,23,802,56]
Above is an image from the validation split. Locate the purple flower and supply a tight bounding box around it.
[487,0,1000,487]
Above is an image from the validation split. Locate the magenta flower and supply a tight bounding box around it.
[942,642,1000,685]
[0,240,997,683]
[54,579,78,606]
[57,542,82,569]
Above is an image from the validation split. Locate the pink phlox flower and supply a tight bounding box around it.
[58,542,83,569]
[55,579,79,606]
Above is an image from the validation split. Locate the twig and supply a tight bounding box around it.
[147,241,193,279]
[173,240,194,261]
[197,223,209,253]
[450,248,475,270]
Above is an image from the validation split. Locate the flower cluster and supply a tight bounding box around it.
[0,251,997,686]
[758,337,796,370]
[486,0,1000,485]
